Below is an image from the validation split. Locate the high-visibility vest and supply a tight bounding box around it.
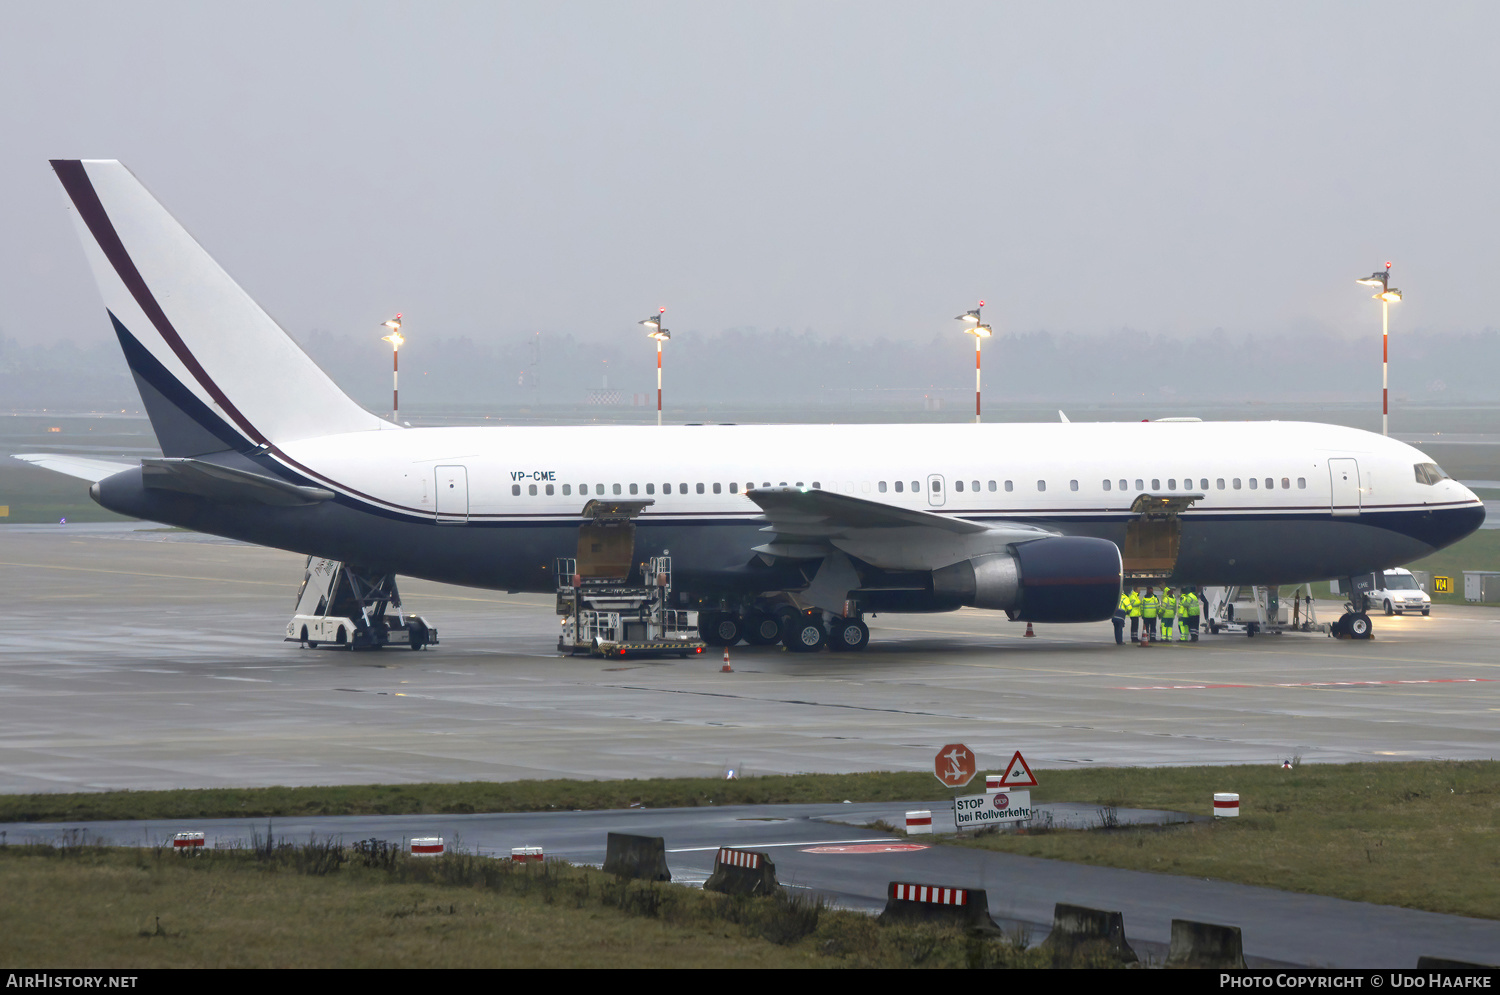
[1128,592,1143,617]
[1117,593,1131,615]
[1182,593,1200,617]
[1141,596,1159,618]
[1161,595,1176,618]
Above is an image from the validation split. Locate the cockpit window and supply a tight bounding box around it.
[1414,463,1449,485]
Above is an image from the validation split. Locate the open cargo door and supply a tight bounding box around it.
[1122,493,1203,581]
[576,498,654,580]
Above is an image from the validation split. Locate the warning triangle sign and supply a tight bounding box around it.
[1000,750,1038,787]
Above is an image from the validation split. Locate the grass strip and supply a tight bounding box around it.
[0,841,1060,969]
[0,772,941,823]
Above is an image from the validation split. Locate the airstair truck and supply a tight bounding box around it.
[286,556,437,650]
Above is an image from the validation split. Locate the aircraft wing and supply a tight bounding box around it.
[745,486,1057,568]
[141,458,334,507]
[10,453,136,482]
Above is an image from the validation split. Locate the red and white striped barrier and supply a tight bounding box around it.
[410,837,445,856]
[511,846,544,862]
[891,882,969,906]
[172,832,204,849]
[1213,793,1240,818]
[716,847,763,870]
[905,810,933,835]
[985,775,1002,793]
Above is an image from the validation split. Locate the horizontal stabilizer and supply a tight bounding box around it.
[10,453,135,482]
[141,458,333,506]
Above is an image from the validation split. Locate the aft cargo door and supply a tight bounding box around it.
[1329,458,1360,517]
[435,465,469,524]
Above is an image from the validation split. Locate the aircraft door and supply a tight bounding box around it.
[1329,458,1360,517]
[435,465,469,524]
[927,474,946,507]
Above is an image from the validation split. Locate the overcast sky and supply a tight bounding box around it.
[4,2,1497,356]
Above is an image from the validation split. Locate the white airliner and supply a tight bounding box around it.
[14,160,1486,649]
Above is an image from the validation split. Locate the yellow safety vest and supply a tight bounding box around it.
[1142,596,1159,618]
[1128,592,1143,617]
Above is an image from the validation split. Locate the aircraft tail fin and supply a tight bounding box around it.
[50,160,386,457]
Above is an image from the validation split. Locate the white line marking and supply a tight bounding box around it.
[667,837,897,852]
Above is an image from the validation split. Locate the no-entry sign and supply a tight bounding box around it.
[934,743,977,788]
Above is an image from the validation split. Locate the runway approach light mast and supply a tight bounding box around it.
[640,308,669,427]
[956,302,993,424]
[1355,263,1401,436]
[381,314,404,423]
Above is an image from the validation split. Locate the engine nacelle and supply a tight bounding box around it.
[931,536,1122,623]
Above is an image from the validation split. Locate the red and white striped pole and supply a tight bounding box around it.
[956,301,991,425]
[1356,263,1399,437]
[641,308,668,427]
[382,314,403,424]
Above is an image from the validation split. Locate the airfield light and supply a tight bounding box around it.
[639,308,668,426]
[1354,263,1402,436]
[381,314,404,423]
[955,302,991,424]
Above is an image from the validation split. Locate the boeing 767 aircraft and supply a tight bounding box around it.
[14,160,1485,650]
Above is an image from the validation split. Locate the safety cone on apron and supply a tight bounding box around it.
[721,647,733,673]
[1023,622,1036,637]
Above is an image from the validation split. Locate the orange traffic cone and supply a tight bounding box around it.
[721,647,733,673]
[1023,622,1036,638]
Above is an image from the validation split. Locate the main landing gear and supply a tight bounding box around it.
[698,605,870,653]
[1329,577,1374,640]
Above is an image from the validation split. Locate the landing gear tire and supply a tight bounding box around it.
[1384,600,1394,616]
[699,612,743,647]
[827,618,869,652]
[782,615,827,653]
[742,613,783,646]
[1348,612,1373,639]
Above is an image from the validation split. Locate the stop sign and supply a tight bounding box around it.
[934,743,977,788]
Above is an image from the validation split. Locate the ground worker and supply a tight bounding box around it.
[1114,589,1130,644]
[1181,586,1201,641]
[1128,587,1143,641]
[1161,587,1178,642]
[1141,586,1159,641]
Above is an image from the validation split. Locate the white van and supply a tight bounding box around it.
[1369,568,1432,616]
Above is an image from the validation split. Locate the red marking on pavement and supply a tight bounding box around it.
[802,844,929,854]
[1116,678,1494,691]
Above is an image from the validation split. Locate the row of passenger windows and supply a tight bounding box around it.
[511,476,1309,496]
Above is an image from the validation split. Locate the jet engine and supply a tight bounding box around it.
[931,535,1122,622]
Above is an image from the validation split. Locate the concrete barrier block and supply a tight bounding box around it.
[1039,903,1138,965]
[1166,918,1247,968]
[704,847,781,896]
[878,881,1001,934]
[603,832,672,881]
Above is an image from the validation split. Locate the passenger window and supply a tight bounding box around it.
[955,480,965,492]
[1037,480,1046,492]
[529,484,537,496]
[629,483,638,495]
[696,483,704,494]
[878,481,887,493]
[713,482,722,494]
[613,483,622,495]
[894,480,904,493]
[597,484,605,495]
[988,480,997,492]
[763,482,771,488]
[971,480,979,492]
[1134,479,1143,490]
[1249,478,1258,489]
[1265,478,1273,490]
[1152,479,1161,490]
[645,483,654,495]
[680,483,688,494]
[910,481,919,492]
[1281,478,1290,489]
[810,482,819,489]
[1233,478,1242,489]
[1216,479,1224,490]
[512,484,520,496]
[1069,480,1078,491]
[563,484,572,496]
[1297,477,1306,489]
[1005,480,1014,492]
[1200,479,1208,490]
[729,482,738,493]
[1168,479,1177,490]
[546,484,555,496]
[1103,480,1112,491]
